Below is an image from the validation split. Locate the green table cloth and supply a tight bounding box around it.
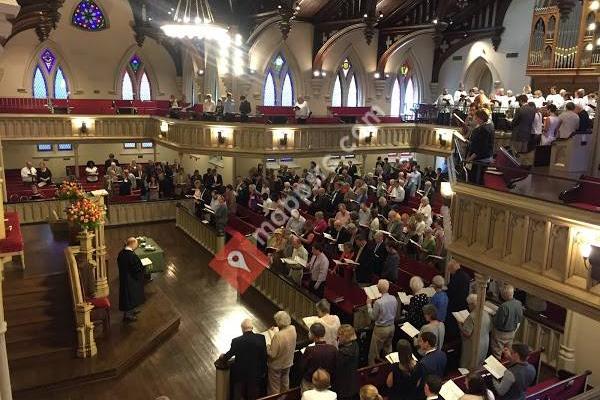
[134,237,165,273]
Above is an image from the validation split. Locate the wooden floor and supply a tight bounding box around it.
[5,222,284,400]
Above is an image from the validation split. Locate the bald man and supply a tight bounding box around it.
[220,319,268,400]
[118,237,146,322]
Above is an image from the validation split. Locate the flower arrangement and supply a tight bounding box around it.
[66,198,102,231]
[57,181,84,201]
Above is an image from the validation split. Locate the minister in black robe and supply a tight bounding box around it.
[118,237,145,322]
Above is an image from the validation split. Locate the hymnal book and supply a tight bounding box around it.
[302,316,320,329]
[300,342,315,354]
[400,322,420,338]
[484,355,507,379]
[90,189,109,197]
[281,257,307,267]
[409,239,422,248]
[140,258,153,267]
[363,285,382,300]
[368,185,377,190]
[484,301,499,316]
[378,230,392,236]
[338,244,345,252]
[452,310,470,324]
[323,233,335,241]
[398,292,413,305]
[204,207,215,214]
[439,380,465,400]
[458,368,470,375]
[422,287,436,297]
[386,352,417,363]
[261,327,278,347]
[343,258,359,265]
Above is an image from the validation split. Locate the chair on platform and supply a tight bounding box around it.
[87,296,111,337]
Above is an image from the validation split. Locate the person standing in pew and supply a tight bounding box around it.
[460,372,495,400]
[423,375,443,400]
[219,319,267,400]
[446,260,471,339]
[459,293,492,369]
[288,237,309,285]
[493,344,535,400]
[417,331,447,378]
[118,237,145,322]
[307,244,329,298]
[430,275,449,323]
[406,276,430,329]
[267,311,297,395]
[335,325,360,400]
[316,299,341,347]
[381,241,400,282]
[354,235,374,284]
[386,339,425,400]
[491,284,523,359]
[301,323,337,392]
[366,279,398,365]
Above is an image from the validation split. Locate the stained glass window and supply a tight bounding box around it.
[40,49,56,73]
[263,53,295,106]
[404,77,416,117]
[391,79,401,117]
[72,0,107,31]
[122,73,134,100]
[54,68,68,99]
[263,72,276,106]
[332,75,342,107]
[332,57,361,107]
[129,55,142,73]
[33,67,48,99]
[139,72,151,101]
[281,73,293,107]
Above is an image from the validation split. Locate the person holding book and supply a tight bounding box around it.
[267,311,297,395]
[288,237,309,285]
[417,305,445,356]
[460,372,495,400]
[381,241,399,282]
[492,344,535,400]
[430,276,448,322]
[386,339,424,400]
[460,293,492,368]
[366,279,398,365]
[334,325,360,400]
[219,319,267,400]
[313,211,329,234]
[308,244,329,297]
[301,323,337,392]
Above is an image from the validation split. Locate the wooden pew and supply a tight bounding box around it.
[492,146,530,188]
[526,370,591,399]
[559,175,600,212]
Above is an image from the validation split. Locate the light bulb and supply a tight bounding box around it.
[591,0,600,11]
[374,72,381,79]
[586,43,593,51]
[589,22,596,31]
[313,70,320,77]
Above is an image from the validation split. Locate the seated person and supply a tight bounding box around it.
[493,343,536,400]
[21,161,37,183]
[36,162,52,187]
[30,184,44,200]
[85,161,99,183]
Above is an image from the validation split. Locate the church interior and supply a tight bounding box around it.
[0,0,598,399]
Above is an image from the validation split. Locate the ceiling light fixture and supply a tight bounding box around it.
[161,0,230,42]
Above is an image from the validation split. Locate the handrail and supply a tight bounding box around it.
[175,203,225,255]
[64,246,96,358]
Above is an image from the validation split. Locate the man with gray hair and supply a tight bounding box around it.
[220,319,267,400]
[366,279,398,365]
[491,284,523,358]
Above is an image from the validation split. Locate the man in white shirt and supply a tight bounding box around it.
[308,244,328,297]
[223,92,236,119]
[288,237,309,285]
[203,94,216,113]
[557,102,580,139]
[21,162,37,183]
[295,96,311,123]
[435,88,454,125]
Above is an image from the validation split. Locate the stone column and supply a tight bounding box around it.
[0,261,12,400]
[73,143,80,178]
[557,309,578,372]
[470,273,490,370]
[0,139,6,203]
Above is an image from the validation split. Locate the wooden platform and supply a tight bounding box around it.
[4,222,283,400]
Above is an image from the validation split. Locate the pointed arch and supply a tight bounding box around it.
[33,67,47,99]
[122,72,134,100]
[254,43,304,104]
[326,45,367,106]
[114,45,161,100]
[54,67,69,99]
[332,75,342,107]
[139,72,151,101]
[463,56,501,94]
[390,79,401,117]
[281,73,294,106]
[263,72,276,106]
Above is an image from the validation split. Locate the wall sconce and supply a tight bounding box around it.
[365,131,373,144]
[279,133,288,146]
[582,243,600,286]
[217,131,226,145]
[80,122,88,134]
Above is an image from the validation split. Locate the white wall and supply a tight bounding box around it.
[438,0,534,95]
[571,311,600,386]
[0,0,178,99]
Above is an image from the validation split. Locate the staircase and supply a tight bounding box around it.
[3,272,75,364]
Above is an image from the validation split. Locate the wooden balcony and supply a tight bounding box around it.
[447,182,600,322]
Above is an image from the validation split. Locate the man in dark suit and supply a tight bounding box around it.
[355,235,375,284]
[445,260,471,338]
[220,319,268,400]
[418,331,447,378]
[301,322,337,391]
[347,160,358,181]
[104,153,119,169]
[511,95,535,154]
[118,237,145,322]
[209,168,224,193]
[328,182,344,214]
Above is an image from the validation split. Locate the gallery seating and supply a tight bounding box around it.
[559,175,600,212]
[256,106,295,124]
[0,98,50,114]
